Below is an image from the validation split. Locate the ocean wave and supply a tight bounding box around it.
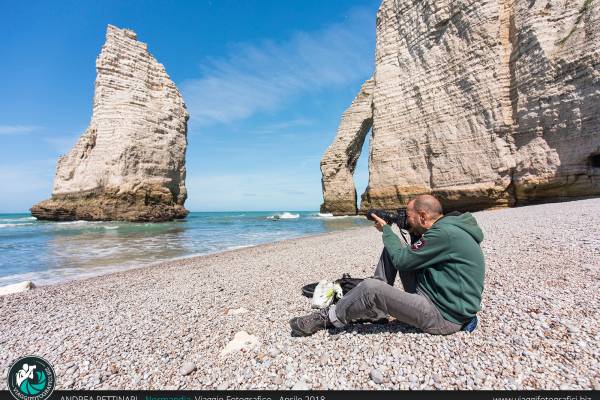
[226,244,253,251]
[267,212,300,220]
[104,226,120,230]
[280,212,299,219]
[0,216,37,223]
[309,213,364,219]
[56,220,95,225]
[0,223,34,228]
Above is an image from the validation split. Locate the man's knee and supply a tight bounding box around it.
[358,278,389,292]
[351,279,393,309]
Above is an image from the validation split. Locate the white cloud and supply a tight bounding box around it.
[182,8,374,126]
[0,125,42,135]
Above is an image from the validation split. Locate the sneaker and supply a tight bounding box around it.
[289,307,333,336]
[461,316,478,333]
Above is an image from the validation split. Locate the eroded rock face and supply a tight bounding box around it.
[320,78,374,215]
[320,0,600,214]
[31,25,189,222]
[511,0,600,203]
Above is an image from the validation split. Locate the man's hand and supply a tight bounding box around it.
[370,213,387,232]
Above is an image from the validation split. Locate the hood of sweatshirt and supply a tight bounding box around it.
[435,212,484,243]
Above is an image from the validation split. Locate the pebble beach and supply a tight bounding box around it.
[1,198,599,390]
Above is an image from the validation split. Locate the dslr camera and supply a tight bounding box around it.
[366,208,409,230]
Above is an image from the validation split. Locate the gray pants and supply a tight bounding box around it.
[330,249,462,335]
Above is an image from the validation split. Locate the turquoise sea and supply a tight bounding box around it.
[0,211,370,288]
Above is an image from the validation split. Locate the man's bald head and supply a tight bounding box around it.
[405,194,444,234]
[409,194,443,218]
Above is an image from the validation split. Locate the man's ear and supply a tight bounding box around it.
[418,211,428,225]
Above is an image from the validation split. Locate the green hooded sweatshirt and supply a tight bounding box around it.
[382,213,485,325]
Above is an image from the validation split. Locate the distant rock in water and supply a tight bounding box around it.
[31,25,189,222]
[321,0,600,214]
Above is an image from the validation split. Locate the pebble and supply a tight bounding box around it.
[180,362,196,376]
[370,368,384,384]
[291,380,309,390]
[567,325,580,334]
[269,348,281,357]
[220,331,260,356]
[1,199,598,390]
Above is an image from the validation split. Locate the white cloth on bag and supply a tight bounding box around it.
[311,280,343,309]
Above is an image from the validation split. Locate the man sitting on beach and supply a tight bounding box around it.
[290,194,485,336]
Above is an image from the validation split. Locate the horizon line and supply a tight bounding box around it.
[0,209,324,214]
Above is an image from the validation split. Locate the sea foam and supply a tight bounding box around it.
[279,212,300,219]
[0,223,34,228]
[268,212,300,220]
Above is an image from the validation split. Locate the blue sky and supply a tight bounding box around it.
[0,0,379,212]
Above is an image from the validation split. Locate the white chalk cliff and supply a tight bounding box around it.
[31,25,189,221]
[321,78,374,214]
[321,0,600,214]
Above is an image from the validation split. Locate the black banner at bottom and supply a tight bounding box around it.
[1,390,598,400]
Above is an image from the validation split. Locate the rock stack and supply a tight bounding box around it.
[31,25,189,222]
[321,0,600,214]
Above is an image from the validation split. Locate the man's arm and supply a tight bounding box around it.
[382,225,450,271]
